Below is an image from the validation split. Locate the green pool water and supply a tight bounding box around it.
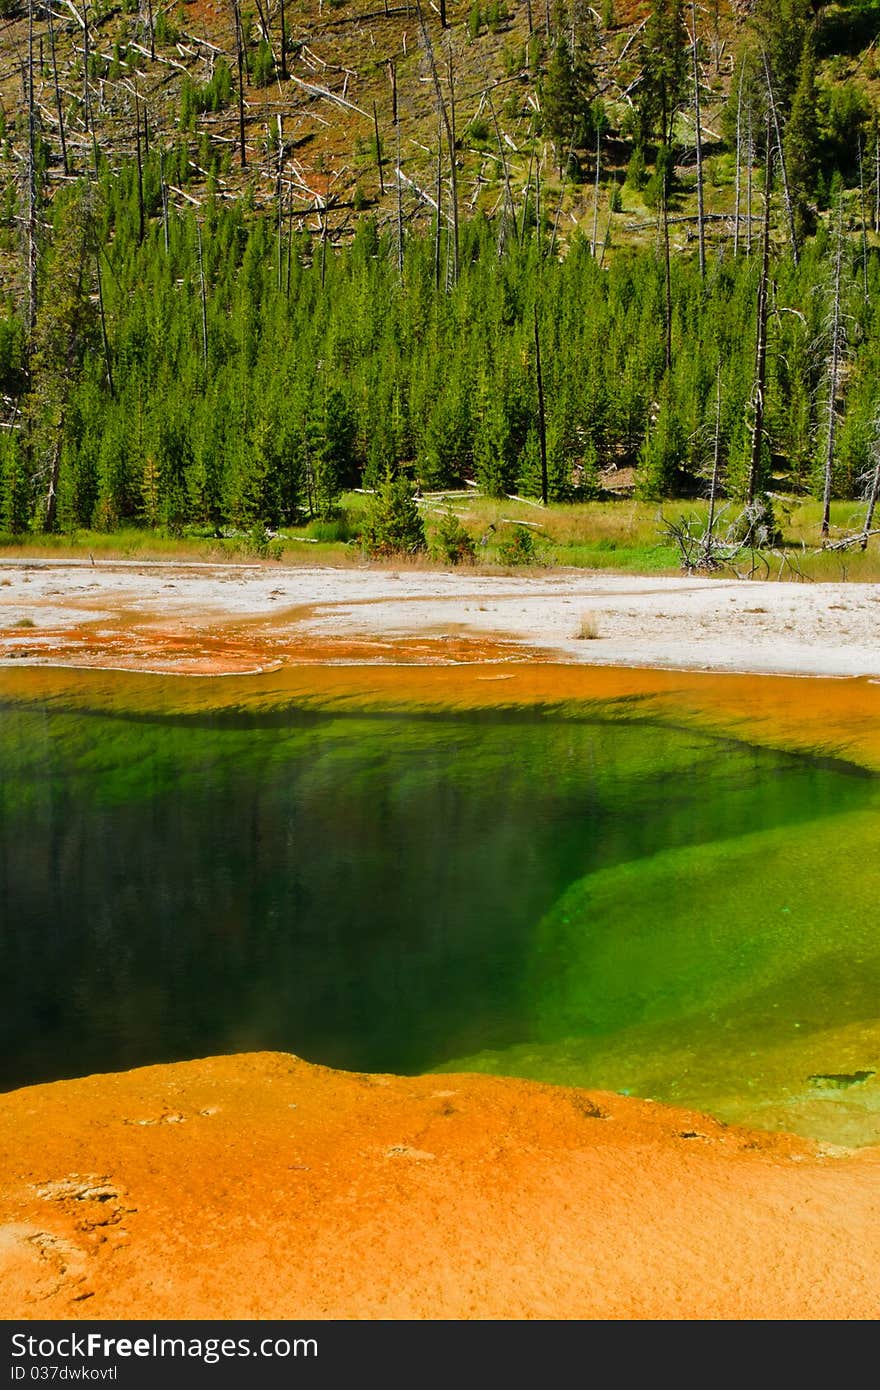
[1,675,878,1145]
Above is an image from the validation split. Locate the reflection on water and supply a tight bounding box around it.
[0,678,878,1144]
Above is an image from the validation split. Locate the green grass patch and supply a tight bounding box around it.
[2,493,879,580]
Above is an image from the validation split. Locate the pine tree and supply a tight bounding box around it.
[310,387,357,518]
[753,0,812,113]
[24,189,101,532]
[1,439,31,534]
[635,385,686,498]
[473,372,515,496]
[541,35,594,165]
[785,36,820,242]
[638,0,688,149]
[362,467,427,557]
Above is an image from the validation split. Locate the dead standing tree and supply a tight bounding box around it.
[46,2,69,177]
[822,404,880,553]
[689,0,706,277]
[25,0,38,334]
[746,114,773,506]
[820,204,846,539]
[232,0,248,168]
[762,48,798,265]
[533,306,549,506]
[860,433,880,549]
[416,0,459,284]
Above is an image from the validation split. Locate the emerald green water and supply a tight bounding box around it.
[1,679,878,1143]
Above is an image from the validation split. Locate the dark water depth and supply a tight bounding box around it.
[1,687,878,1142]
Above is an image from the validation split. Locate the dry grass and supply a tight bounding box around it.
[572,614,600,639]
[3,494,880,581]
[574,611,601,640]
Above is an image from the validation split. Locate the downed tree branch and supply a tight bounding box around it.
[625,212,756,231]
[822,527,880,552]
[505,492,545,508]
[287,72,369,117]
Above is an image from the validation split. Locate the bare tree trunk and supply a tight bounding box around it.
[746,94,753,257]
[762,49,798,264]
[447,50,459,278]
[95,249,114,398]
[591,125,601,258]
[388,59,397,125]
[279,0,288,79]
[233,0,247,168]
[395,119,403,278]
[373,101,385,196]
[533,306,548,506]
[252,0,270,42]
[662,172,672,372]
[196,220,208,369]
[747,126,773,504]
[875,127,879,235]
[733,65,742,258]
[691,1,705,277]
[549,137,573,260]
[520,149,533,248]
[861,434,880,550]
[134,86,145,244]
[286,203,293,298]
[26,0,38,334]
[535,160,541,245]
[858,135,869,301]
[434,116,442,289]
[707,361,721,539]
[82,0,91,135]
[488,91,515,253]
[276,116,284,293]
[416,0,458,283]
[47,2,68,177]
[821,207,844,538]
[160,149,169,253]
[146,0,155,60]
[44,430,63,533]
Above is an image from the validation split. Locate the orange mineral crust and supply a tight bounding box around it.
[1,1053,878,1321]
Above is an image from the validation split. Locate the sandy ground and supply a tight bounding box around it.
[1,1053,878,1321]
[0,557,879,676]
[2,558,879,1322]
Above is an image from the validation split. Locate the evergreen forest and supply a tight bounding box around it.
[1,0,879,549]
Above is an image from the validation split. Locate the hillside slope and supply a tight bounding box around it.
[1,0,878,254]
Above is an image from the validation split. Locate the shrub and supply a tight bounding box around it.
[626,146,647,191]
[430,509,476,565]
[251,40,275,88]
[362,468,427,558]
[307,513,352,543]
[574,610,600,639]
[465,116,490,145]
[154,9,181,43]
[729,496,783,548]
[249,520,271,555]
[497,525,536,565]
